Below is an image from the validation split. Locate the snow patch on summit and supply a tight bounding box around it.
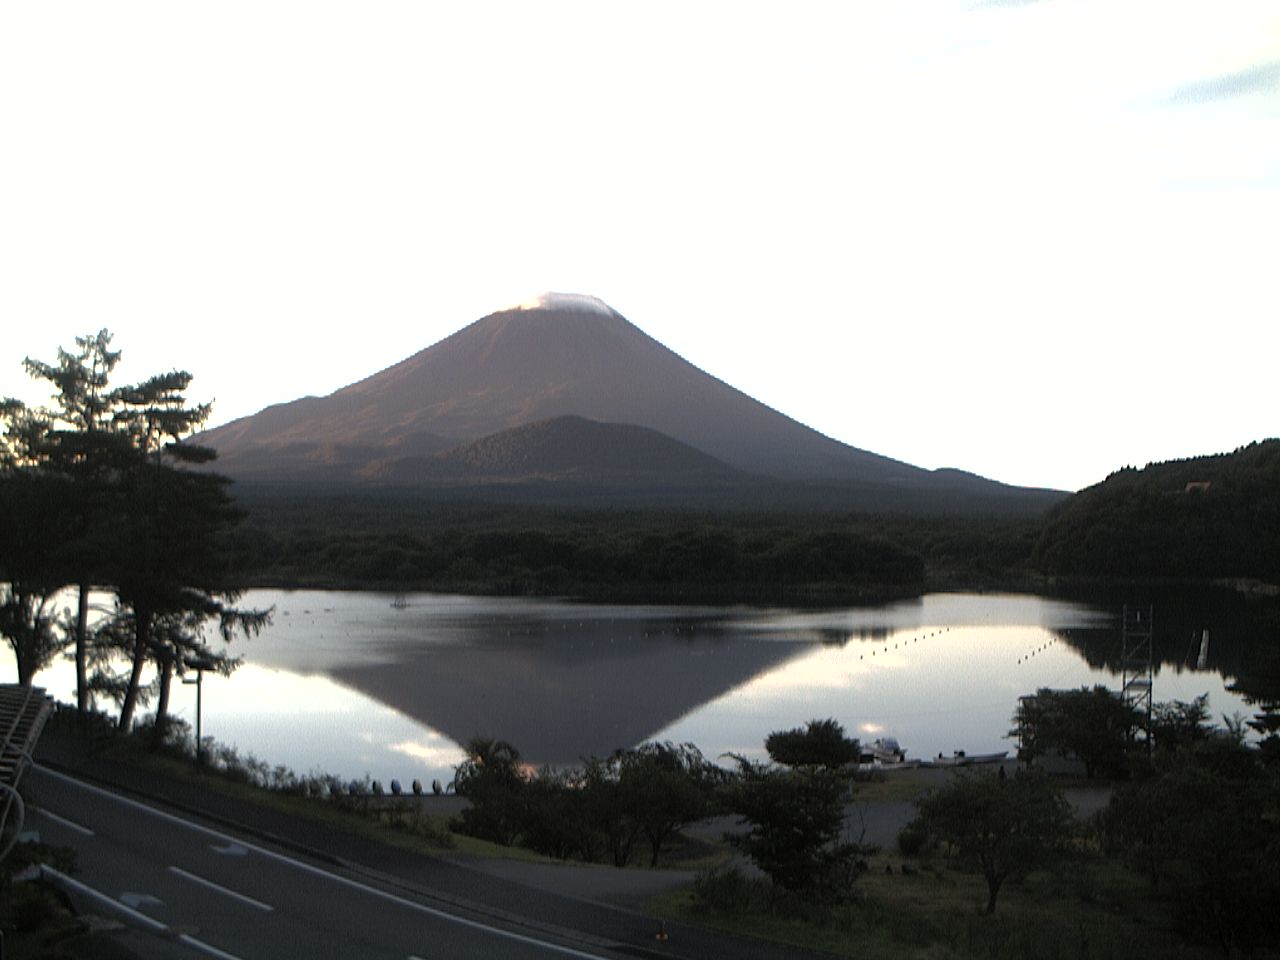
[511,292,616,316]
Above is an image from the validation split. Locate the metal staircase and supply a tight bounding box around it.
[1,684,56,862]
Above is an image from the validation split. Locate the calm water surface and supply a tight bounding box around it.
[19,590,1258,787]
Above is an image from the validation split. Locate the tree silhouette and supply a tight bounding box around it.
[912,766,1072,914]
[1105,733,1280,950]
[726,718,865,900]
[0,404,76,684]
[16,331,134,708]
[618,742,720,867]
[452,737,527,845]
[1012,686,1140,779]
[1,332,268,732]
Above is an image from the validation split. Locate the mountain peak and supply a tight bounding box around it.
[197,298,1066,514]
[506,292,617,317]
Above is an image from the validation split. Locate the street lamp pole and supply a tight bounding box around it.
[181,664,205,765]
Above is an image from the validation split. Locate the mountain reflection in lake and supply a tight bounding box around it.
[20,591,1264,787]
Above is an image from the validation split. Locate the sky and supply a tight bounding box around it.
[2,1,1276,493]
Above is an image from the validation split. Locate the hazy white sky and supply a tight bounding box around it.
[2,1,1276,492]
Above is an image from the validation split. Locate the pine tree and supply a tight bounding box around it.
[3,331,269,731]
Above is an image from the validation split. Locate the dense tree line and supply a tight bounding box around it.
[221,490,1061,600]
[452,737,727,867]
[1033,440,1280,582]
[225,513,929,600]
[214,439,1280,597]
[0,332,268,732]
[1102,721,1280,952]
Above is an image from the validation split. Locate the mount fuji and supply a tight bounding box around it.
[196,294,1063,514]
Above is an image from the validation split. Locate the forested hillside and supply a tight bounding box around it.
[222,490,1051,602]
[1033,440,1280,582]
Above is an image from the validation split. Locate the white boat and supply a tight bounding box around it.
[859,737,912,769]
[923,749,1009,768]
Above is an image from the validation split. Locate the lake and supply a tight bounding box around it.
[15,589,1267,788]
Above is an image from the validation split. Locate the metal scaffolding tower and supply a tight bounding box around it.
[1121,605,1154,747]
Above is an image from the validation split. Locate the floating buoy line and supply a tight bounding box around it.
[858,626,952,660]
[1016,636,1059,665]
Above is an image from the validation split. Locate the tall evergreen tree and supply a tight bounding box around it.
[18,331,133,709]
[3,331,269,729]
[101,365,266,731]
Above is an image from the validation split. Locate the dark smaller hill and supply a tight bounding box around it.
[1033,439,1280,583]
[359,415,751,486]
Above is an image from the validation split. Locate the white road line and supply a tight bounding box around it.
[35,765,613,960]
[169,865,274,912]
[178,932,252,960]
[232,840,614,960]
[37,807,95,836]
[38,865,167,934]
[40,865,251,960]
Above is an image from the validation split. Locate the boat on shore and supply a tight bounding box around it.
[856,739,1009,771]
[921,749,1009,768]
[859,737,921,770]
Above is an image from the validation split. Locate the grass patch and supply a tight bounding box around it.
[59,725,606,867]
[1,841,83,960]
[125,748,463,852]
[853,769,938,803]
[647,852,1272,960]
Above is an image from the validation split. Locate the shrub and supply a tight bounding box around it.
[897,822,928,857]
[724,719,867,903]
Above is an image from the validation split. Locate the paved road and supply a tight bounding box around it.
[28,766,630,960]
[26,755,839,960]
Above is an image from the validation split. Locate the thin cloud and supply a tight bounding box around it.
[1165,60,1280,107]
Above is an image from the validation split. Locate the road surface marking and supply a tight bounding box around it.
[169,865,274,912]
[38,866,167,933]
[36,765,614,960]
[37,807,96,835]
[178,932,252,960]
[120,891,165,910]
[40,866,251,960]
[211,841,249,856]
[236,845,613,960]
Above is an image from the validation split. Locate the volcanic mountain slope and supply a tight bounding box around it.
[360,415,748,485]
[199,294,1063,511]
